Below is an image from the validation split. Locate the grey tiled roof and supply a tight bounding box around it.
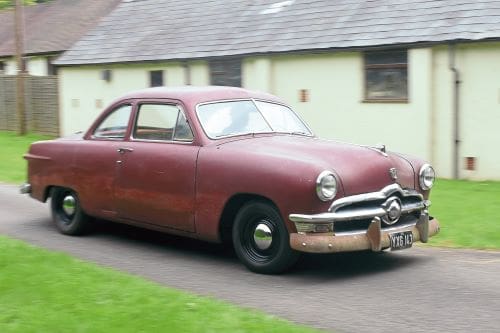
[55,0,500,65]
[0,0,121,57]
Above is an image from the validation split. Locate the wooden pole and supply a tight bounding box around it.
[15,0,26,135]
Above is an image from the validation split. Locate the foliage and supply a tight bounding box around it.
[0,1,51,10]
[0,236,317,333]
[0,131,52,184]
[428,178,500,249]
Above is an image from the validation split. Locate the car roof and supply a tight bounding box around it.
[119,86,285,105]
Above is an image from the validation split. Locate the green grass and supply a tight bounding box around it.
[0,131,53,184]
[0,236,318,333]
[428,179,500,249]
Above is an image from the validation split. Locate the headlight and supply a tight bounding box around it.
[419,164,435,190]
[316,171,337,201]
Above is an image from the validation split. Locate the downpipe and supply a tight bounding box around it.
[448,44,461,179]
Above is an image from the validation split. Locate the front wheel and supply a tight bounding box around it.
[51,187,92,235]
[232,201,299,274]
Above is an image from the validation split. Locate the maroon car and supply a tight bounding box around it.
[21,86,440,273]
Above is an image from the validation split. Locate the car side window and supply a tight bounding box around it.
[173,111,194,142]
[93,104,132,139]
[134,104,193,142]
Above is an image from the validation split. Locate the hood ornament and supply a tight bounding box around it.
[389,168,398,181]
[374,143,386,153]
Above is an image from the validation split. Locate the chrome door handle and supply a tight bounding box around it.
[117,147,134,154]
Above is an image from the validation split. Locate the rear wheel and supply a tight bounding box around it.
[51,187,91,235]
[232,201,299,274]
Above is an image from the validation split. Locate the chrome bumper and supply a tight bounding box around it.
[288,184,439,253]
[20,183,32,194]
[290,213,440,253]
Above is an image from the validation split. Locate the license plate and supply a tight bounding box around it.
[389,231,413,251]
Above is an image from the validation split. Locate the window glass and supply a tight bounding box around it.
[134,104,193,142]
[254,101,310,135]
[364,50,408,101]
[197,100,311,139]
[210,58,242,87]
[173,111,194,141]
[93,104,132,139]
[197,101,271,138]
[149,70,164,87]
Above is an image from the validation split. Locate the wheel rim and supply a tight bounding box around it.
[62,195,76,216]
[57,191,77,225]
[253,223,273,250]
[241,217,279,263]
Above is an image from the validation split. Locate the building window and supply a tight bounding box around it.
[149,70,164,87]
[101,69,112,83]
[0,61,5,73]
[210,58,241,87]
[364,49,408,102]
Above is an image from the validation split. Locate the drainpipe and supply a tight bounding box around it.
[183,61,191,85]
[448,44,461,179]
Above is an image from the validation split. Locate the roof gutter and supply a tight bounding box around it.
[448,44,461,179]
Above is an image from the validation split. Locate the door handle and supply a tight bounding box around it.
[117,147,134,154]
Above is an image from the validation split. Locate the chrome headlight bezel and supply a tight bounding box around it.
[419,164,435,190]
[316,171,337,201]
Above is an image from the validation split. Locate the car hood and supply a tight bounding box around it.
[217,135,416,196]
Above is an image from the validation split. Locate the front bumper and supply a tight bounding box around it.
[288,183,440,253]
[290,213,440,253]
[20,183,32,194]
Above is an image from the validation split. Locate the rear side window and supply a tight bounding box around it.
[134,104,193,142]
[93,104,132,139]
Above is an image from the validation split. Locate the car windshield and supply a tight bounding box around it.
[197,100,312,139]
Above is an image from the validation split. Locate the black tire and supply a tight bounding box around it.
[51,187,92,235]
[232,201,300,274]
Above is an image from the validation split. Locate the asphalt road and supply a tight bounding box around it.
[1,183,499,333]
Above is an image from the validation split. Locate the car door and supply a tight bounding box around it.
[113,101,199,232]
[73,103,133,220]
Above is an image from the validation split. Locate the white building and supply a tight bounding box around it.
[0,0,120,76]
[55,0,500,180]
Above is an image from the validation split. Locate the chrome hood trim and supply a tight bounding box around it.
[289,183,428,224]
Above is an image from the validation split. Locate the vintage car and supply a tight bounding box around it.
[21,86,440,274]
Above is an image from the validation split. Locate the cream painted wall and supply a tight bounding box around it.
[0,56,48,75]
[267,50,433,162]
[58,44,500,179]
[431,42,500,180]
[59,61,210,135]
[26,56,48,76]
[454,42,500,180]
[1,58,18,75]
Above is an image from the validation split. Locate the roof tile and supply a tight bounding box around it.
[55,0,500,65]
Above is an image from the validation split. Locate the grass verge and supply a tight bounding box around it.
[428,179,500,249]
[0,236,317,333]
[0,131,53,184]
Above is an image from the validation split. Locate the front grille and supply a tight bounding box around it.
[334,213,419,234]
[329,184,426,233]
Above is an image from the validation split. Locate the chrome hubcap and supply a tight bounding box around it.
[253,223,273,250]
[62,195,76,216]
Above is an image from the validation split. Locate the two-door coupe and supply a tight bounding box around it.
[22,86,440,273]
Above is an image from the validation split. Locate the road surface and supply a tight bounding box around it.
[1,183,499,332]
